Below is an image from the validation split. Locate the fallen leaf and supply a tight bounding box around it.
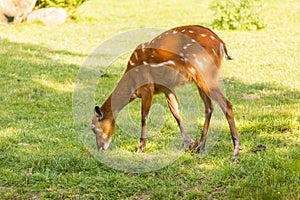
[18,142,30,147]
[251,144,266,152]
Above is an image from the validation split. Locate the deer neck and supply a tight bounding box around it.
[100,76,133,120]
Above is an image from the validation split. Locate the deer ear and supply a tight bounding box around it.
[94,106,103,120]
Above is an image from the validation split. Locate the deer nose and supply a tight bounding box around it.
[97,142,104,151]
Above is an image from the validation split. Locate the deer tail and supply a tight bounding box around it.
[220,43,233,60]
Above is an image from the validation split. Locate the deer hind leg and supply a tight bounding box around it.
[137,87,154,153]
[210,87,241,157]
[196,87,214,152]
[165,90,195,150]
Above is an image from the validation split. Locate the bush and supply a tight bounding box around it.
[210,0,265,30]
[36,0,87,10]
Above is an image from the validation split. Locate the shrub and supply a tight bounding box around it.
[36,0,87,10]
[210,0,265,30]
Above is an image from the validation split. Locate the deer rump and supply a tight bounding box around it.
[93,25,241,157]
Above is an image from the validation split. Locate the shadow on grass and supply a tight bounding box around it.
[222,77,299,142]
[223,77,300,104]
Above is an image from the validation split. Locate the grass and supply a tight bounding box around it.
[0,0,299,199]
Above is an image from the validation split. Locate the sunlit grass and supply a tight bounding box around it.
[33,77,74,93]
[0,0,299,199]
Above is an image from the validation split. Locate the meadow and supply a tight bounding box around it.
[0,0,299,199]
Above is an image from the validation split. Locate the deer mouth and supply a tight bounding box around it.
[97,142,105,150]
[97,139,111,151]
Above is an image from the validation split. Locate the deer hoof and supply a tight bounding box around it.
[137,145,145,153]
[137,138,146,153]
[137,147,144,153]
[187,140,198,151]
[232,145,241,157]
[192,141,205,153]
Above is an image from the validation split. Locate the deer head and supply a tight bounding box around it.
[91,106,115,150]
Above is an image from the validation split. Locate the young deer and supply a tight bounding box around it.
[92,25,241,157]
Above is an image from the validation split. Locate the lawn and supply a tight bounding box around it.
[0,0,299,199]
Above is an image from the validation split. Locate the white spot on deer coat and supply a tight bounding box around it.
[173,30,178,34]
[183,43,192,50]
[95,128,103,133]
[143,61,149,65]
[141,43,146,52]
[134,51,138,60]
[195,58,205,70]
[188,30,194,33]
[210,35,215,40]
[207,108,212,115]
[181,29,186,33]
[220,43,225,56]
[132,93,137,98]
[191,39,196,43]
[200,34,207,37]
[189,67,196,74]
[129,59,135,65]
[212,48,218,56]
[150,60,176,67]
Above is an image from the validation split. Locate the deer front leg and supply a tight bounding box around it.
[137,88,154,153]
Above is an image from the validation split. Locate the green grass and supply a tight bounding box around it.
[0,0,299,199]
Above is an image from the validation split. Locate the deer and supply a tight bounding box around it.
[92,25,241,157]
